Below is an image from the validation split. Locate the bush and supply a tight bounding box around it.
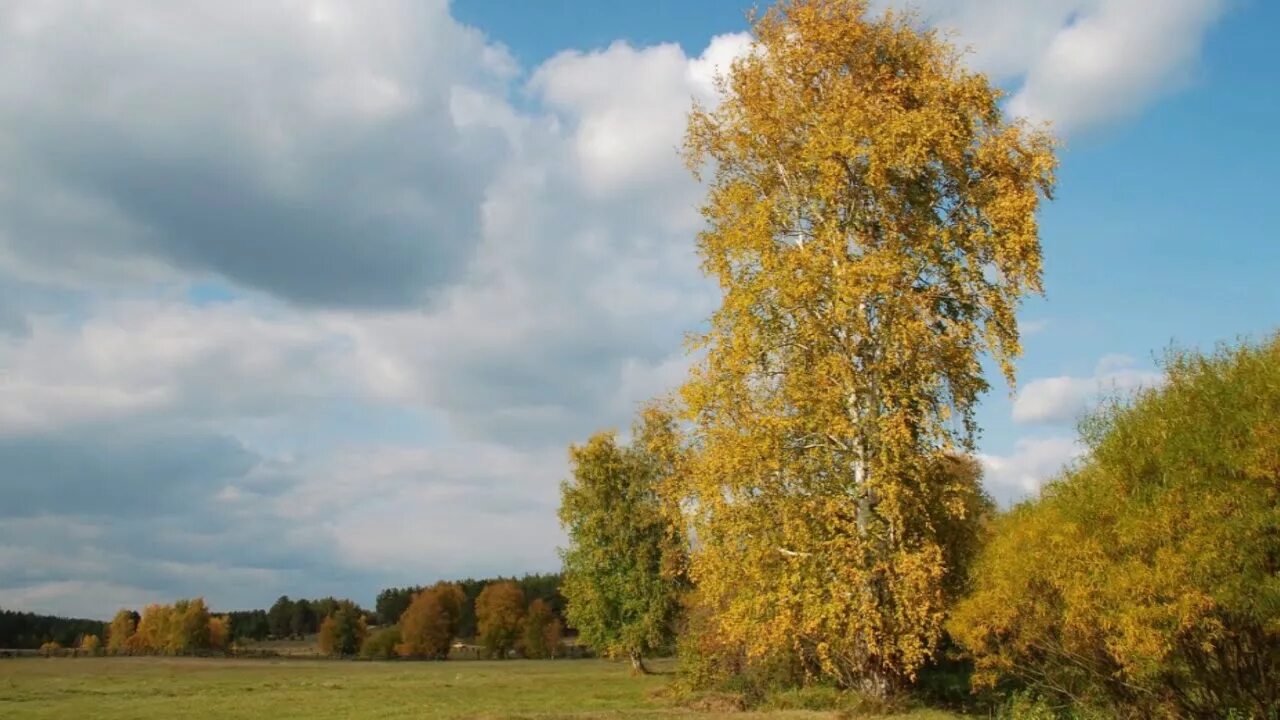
[998,692,1060,720]
[78,634,102,656]
[674,595,804,705]
[360,626,401,660]
[951,336,1280,718]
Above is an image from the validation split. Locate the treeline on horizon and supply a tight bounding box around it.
[0,573,564,652]
[0,609,106,650]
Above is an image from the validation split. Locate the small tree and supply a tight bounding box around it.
[176,598,212,653]
[207,615,230,652]
[78,633,102,656]
[559,405,687,673]
[475,581,525,658]
[106,609,137,654]
[317,601,367,657]
[133,604,176,654]
[317,616,338,656]
[397,587,456,659]
[520,599,562,659]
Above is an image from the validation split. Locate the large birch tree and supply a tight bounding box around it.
[678,0,1055,694]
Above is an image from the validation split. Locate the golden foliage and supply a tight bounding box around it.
[950,336,1280,717]
[475,581,525,658]
[317,616,339,656]
[396,583,465,659]
[679,0,1052,693]
[78,633,102,655]
[207,615,230,651]
[106,609,137,654]
[114,599,227,655]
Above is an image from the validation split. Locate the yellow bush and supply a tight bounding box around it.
[951,336,1280,717]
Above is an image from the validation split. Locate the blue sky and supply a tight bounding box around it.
[0,0,1274,618]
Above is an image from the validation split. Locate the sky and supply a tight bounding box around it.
[1,0,1276,619]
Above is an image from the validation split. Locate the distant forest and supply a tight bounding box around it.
[0,572,563,649]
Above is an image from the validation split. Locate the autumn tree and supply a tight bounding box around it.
[559,405,688,673]
[176,598,212,653]
[678,0,1054,695]
[520,598,563,659]
[207,615,230,651]
[107,609,138,654]
[132,603,176,653]
[475,581,525,659]
[431,582,467,638]
[397,583,466,659]
[951,336,1280,717]
[317,600,367,657]
[78,633,102,655]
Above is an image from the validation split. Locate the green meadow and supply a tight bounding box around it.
[0,657,962,719]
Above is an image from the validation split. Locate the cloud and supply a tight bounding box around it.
[0,0,515,307]
[320,35,745,444]
[0,0,1226,617]
[0,435,570,617]
[0,581,160,620]
[879,0,1226,135]
[0,298,354,434]
[1012,354,1162,425]
[280,443,567,580]
[1006,0,1226,133]
[979,436,1085,503]
[0,428,256,518]
[531,33,750,195]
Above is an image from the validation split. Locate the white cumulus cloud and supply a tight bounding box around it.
[878,0,1227,135]
[980,436,1085,503]
[1013,354,1163,425]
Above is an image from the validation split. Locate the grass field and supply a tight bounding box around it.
[0,657,964,719]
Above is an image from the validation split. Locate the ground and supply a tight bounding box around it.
[0,657,963,719]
